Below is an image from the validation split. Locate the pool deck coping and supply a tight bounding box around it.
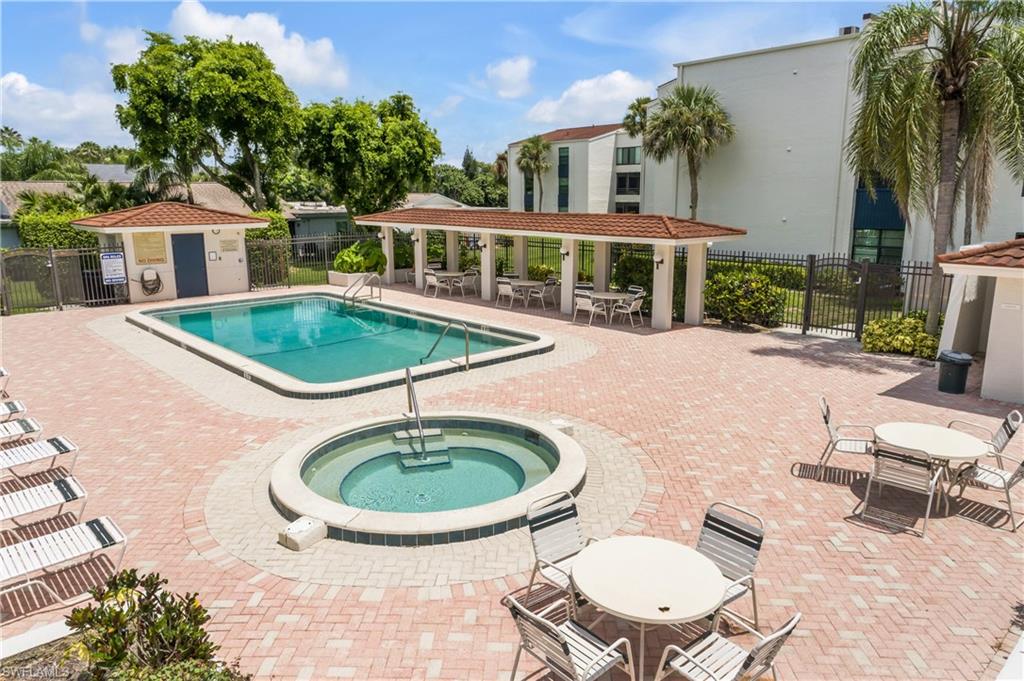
[124,291,555,399]
[268,411,588,538]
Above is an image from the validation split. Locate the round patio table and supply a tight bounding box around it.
[511,279,544,307]
[589,291,632,324]
[571,536,726,681]
[432,271,466,296]
[875,422,988,463]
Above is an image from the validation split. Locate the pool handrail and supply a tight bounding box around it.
[419,321,470,371]
[344,273,382,301]
[404,368,428,460]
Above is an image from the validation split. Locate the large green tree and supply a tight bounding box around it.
[643,84,735,220]
[846,1,1024,334]
[0,137,86,180]
[515,135,551,211]
[299,94,441,214]
[1,126,24,151]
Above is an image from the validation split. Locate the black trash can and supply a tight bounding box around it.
[937,350,972,394]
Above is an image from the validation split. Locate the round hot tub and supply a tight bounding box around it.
[269,412,587,544]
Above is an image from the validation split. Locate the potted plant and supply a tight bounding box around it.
[328,240,387,287]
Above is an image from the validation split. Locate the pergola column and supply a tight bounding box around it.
[413,228,428,289]
[684,243,708,326]
[560,238,579,315]
[480,232,496,301]
[652,243,675,331]
[380,226,396,284]
[593,241,611,292]
[513,236,528,278]
[445,231,459,270]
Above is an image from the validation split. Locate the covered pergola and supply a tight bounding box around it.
[355,208,746,330]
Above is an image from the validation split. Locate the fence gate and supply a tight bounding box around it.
[0,245,129,315]
[802,255,866,336]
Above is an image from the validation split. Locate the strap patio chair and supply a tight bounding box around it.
[695,502,765,631]
[1,437,78,478]
[423,268,450,298]
[502,270,519,280]
[0,418,42,445]
[948,410,1022,469]
[572,292,607,326]
[860,446,946,538]
[611,292,645,328]
[528,277,559,310]
[495,277,524,308]
[525,491,593,613]
[951,452,1024,532]
[0,516,127,607]
[653,612,801,681]
[452,269,478,297]
[626,285,646,296]
[0,401,27,423]
[503,594,636,681]
[575,282,595,292]
[1,476,87,524]
[815,396,875,481]
[0,367,8,398]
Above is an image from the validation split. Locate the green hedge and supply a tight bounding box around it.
[247,210,290,240]
[704,271,786,327]
[15,209,96,248]
[245,211,290,288]
[862,313,940,359]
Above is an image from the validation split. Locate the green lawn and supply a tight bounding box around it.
[3,279,55,313]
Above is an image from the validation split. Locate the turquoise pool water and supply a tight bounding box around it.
[150,296,521,383]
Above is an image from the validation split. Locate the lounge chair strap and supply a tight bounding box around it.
[54,478,78,502]
[87,519,116,548]
[48,437,71,454]
[14,419,33,431]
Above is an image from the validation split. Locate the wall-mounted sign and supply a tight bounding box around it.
[132,232,167,265]
[100,251,127,285]
[220,238,239,252]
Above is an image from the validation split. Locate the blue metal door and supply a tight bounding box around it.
[171,233,209,298]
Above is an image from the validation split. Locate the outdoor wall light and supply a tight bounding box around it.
[410,236,420,243]
[653,255,665,270]
[559,247,570,260]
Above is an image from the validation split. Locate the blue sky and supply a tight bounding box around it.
[1,1,885,165]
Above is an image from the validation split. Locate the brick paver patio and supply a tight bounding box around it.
[1,285,1020,680]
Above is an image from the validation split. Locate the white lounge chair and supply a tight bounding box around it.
[948,410,1022,469]
[653,613,801,681]
[861,447,946,538]
[503,594,636,681]
[1,437,78,477]
[815,397,875,481]
[495,277,524,308]
[695,502,765,631]
[0,516,127,606]
[0,418,42,445]
[1,476,87,524]
[0,367,9,398]
[572,292,606,326]
[526,491,593,613]
[611,292,645,327]
[0,401,27,422]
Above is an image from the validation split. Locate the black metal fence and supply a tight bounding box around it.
[246,233,376,290]
[1,245,129,315]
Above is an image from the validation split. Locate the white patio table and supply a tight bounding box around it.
[511,279,544,307]
[571,535,726,681]
[876,421,989,499]
[432,271,466,296]
[587,291,632,325]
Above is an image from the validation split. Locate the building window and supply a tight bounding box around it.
[851,180,905,264]
[524,171,534,212]
[614,202,640,214]
[616,172,641,195]
[557,147,569,212]
[615,146,640,165]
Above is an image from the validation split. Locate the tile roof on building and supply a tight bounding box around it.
[938,238,1024,269]
[0,181,250,218]
[510,123,623,146]
[71,201,268,229]
[355,208,746,243]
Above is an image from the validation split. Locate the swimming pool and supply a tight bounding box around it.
[128,294,552,398]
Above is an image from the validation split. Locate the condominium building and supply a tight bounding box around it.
[507,20,1023,264]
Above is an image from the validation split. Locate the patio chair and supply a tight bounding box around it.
[572,292,607,326]
[611,292,645,328]
[626,285,646,297]
[502,270,519,280]
[526,491,593,611]
[0,400,27,422]
[860,447,946,538]
[1,437,78,478]
[503,594,636,681]
[528,277,559,310]
[423,269,450,298]
[815,396,875,481]
[1,476,87,524]
[0,367,9,398]
[0,418,42,445]
[695,502,765,631]
[452,268,478,297]
[0,516,126,607]
[951,453,1024,532]
[948,410,1022,469]
[495,277,524,309]
[427,261,443,270]
[653,612,801,681]
[575,282,595,292]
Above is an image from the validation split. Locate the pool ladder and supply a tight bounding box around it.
[419,321,470,371]
[343,273,382,302]
[405,368,428,461]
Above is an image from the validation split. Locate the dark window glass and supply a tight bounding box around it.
[558,148,569,211]
[614,202,640,214]
[616,172,641,195]
[851,179,906,263]
[524,171,534,212]
[852,228,904,264]
[616,147,640,165]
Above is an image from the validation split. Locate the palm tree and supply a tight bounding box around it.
[1,126,23,151]
[643,85,735,220]
[127,151,196,203]
[493,151,508,183]
[515,135,552,211]
[622,96,652,137]
[846,1,1024,335]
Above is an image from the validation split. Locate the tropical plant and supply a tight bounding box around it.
[862,314,940,358]
[515,135,552,211]
[15,190,81,214]
[622,96,652,137]
[704,270,786,327]
[126,153,196,203]
[643,84,735,220]
[66,570,217,675]
[1,126,24,150]
[108,659,251,681]
[462,147,478,179]
[493,151,508,183]
[333,239,388,274]
[15,209,96,248]
[846,1,1024,334]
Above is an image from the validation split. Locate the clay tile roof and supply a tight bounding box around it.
[354,208,746,242]
[510,123,623,146]
[71,202,268,229]
[937,238,1024,269]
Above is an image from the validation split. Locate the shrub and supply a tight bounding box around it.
[706,261,805,290]
[67,570,217,676]
[245,211,290,288]
[861,315,939,359]
[333,239,387,274]
[704,270,786,327]
[15,209,96,249]
[109,660,251,681]
[392,239,414,269]
[246,210,289,241]
[528,263,556,281]
[610,254,653,294]
[458,250,480,271]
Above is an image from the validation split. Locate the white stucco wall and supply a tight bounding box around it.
[981,277,1024,403]
[587,135,615,212]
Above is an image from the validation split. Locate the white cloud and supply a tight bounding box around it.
[169,0,348,90]
[484,55,534,99]
[432,95,464,118]
[80,21,146,65]
[0,72,128,146]
[526,70,654,126]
